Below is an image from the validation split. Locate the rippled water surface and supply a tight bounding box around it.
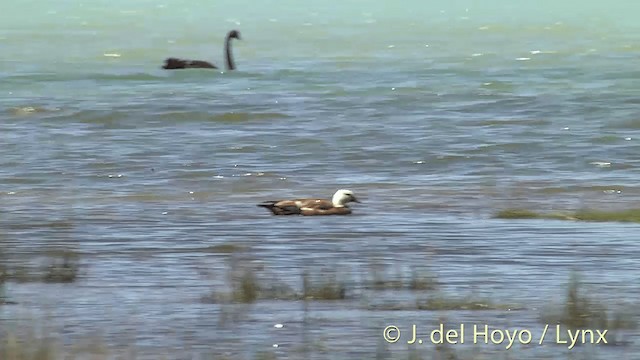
[1,0,640,359]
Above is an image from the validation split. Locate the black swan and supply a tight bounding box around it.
[162,30,241,70]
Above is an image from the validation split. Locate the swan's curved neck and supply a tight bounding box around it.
[224,35,235,71]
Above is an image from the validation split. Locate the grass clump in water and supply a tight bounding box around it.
[366,261,404,290]
[409,269,439,291]
[203,243,248,254]
[558,273,607,329]
[495,209,546,219]
[42,250,80,283]
[231,267,260,303]
[301,270,346,301]
[203,260,349,303]
[494,209,573,221]
[364,261,438,291]
[540,271,637,331]
[495,207,640,223]
[572,208,640,223]
[0,250,80,284]
[202,260,284,304]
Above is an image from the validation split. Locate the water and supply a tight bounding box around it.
[1,0,640,359]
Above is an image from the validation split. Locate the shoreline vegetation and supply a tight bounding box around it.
[1,246,636,359]
[495,208,640,223]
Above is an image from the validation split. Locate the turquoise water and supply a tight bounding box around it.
[1,0,640,359]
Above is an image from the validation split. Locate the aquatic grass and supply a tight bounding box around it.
[495,208,640,223]
[202,259,263,304]
[364,261,439,291]
[409,269,439,291]
[206,259,442,305]
[0,250,80,284]
[0,247,79,303]
[202,272,296,304]
[494,209,545,219]
[572,208,640,223]
[367,261,404,290]
[301,270,347,301]
[540,272,637,331]
[0,266,40,283]
[42,250,80,283]
[203,260,351,303]
[232,267,260,303]
[204,243,249,254]
[494,209,572,220]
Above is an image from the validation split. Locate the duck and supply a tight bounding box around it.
[257,189,361,216]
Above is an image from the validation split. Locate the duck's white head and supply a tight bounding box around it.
[332,189,360,207]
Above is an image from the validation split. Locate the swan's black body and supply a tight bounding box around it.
[162,30,241,70]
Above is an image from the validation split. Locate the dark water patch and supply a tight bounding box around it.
[209,112,291,123]
[592,135,630,144]
[461,118,551,127]
[3,220,75,231]
[53,110,138,128]
[147,111,291,123]
[1,177,56,185]
[451,95,541,114]
[4,106,66,118]
[537,185,629,195]
[611,118,640,129]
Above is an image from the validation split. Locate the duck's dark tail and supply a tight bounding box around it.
[257,202,299,215]
[257,201,277,209]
